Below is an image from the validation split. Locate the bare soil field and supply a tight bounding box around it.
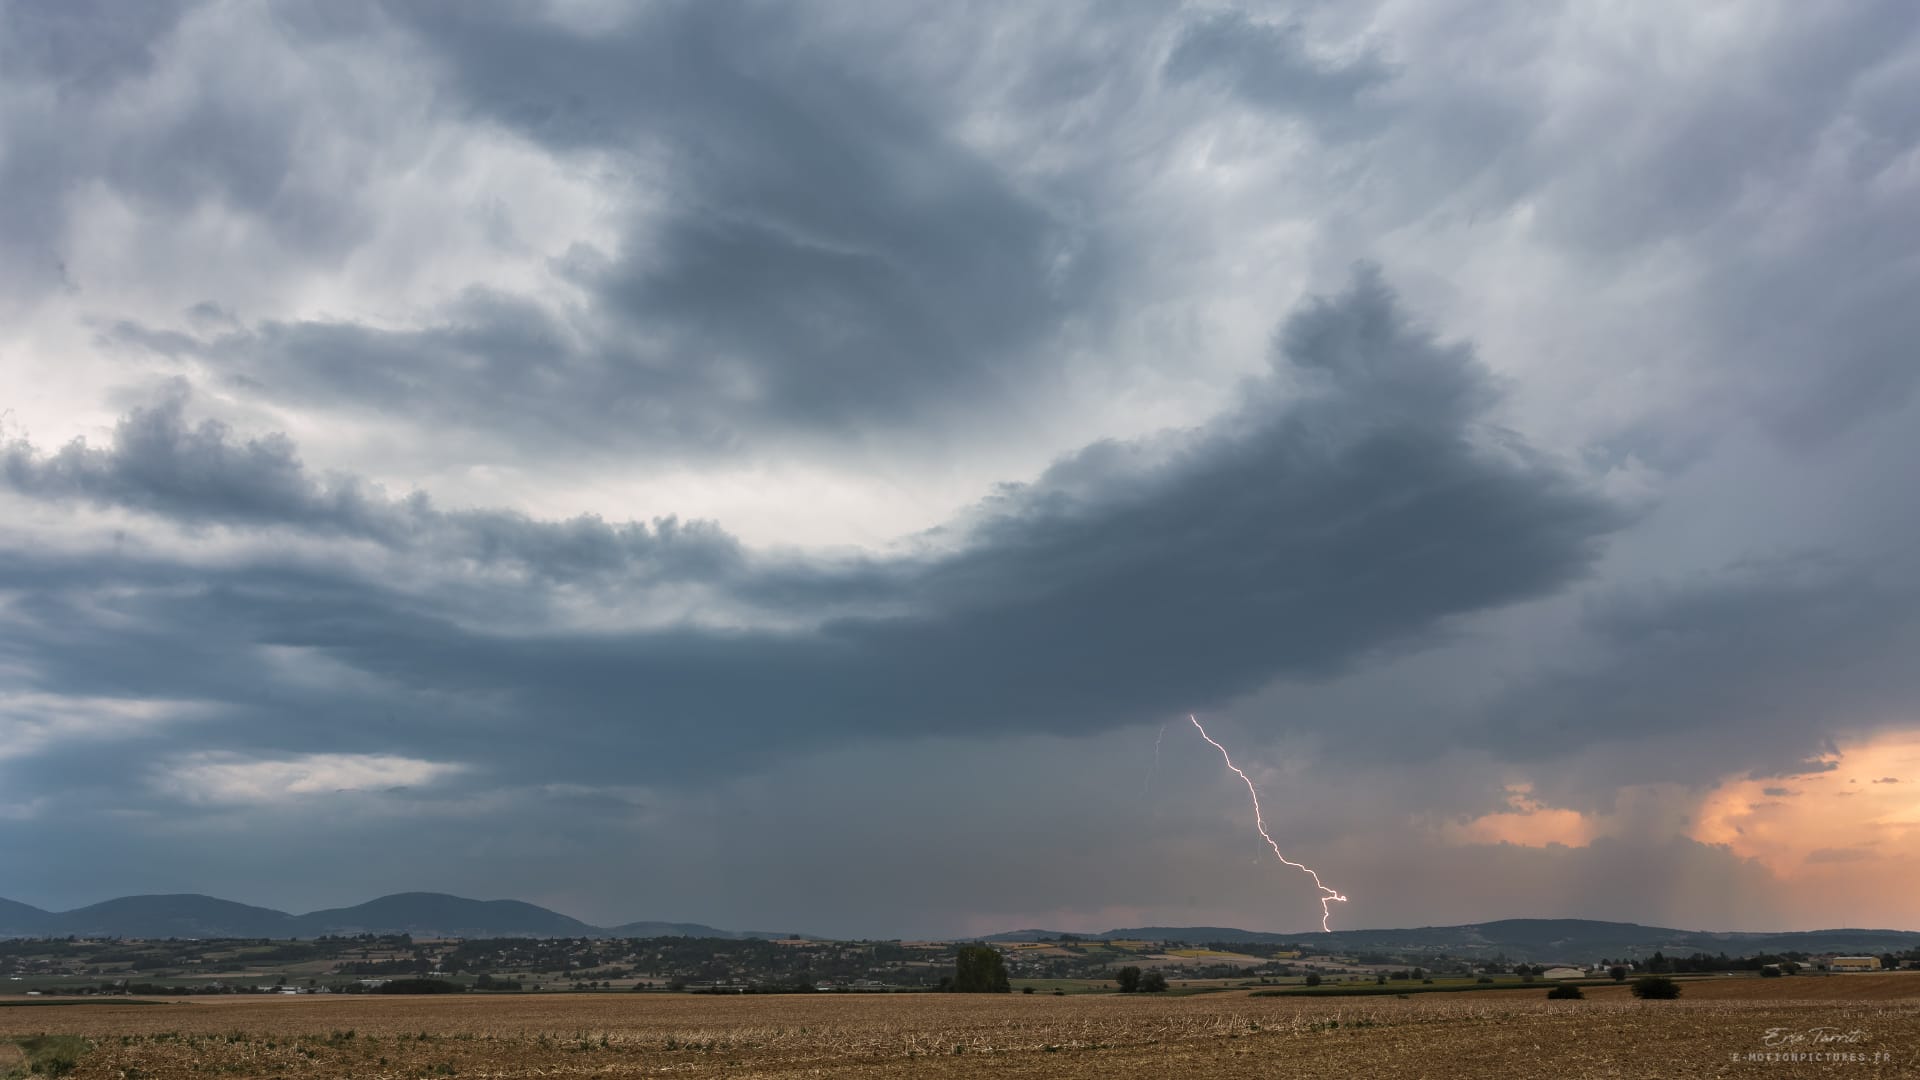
[2,989,1915,1078]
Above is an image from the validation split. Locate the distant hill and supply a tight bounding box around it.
[0,897,51,936]
[0,892,786,941]
[50,894,299,939]
[603,920,789,940]
[983,918,1920,961]
[295,893,596,938]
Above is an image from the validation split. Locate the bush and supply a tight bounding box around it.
[1476,976,1493,984]
[1139,971,1168,993]
[1304,972,1322,987]
[17,1035,91,1078]
[1546,984,1584,1000]
[1759,966,1783,978]
[1631,976,1681,1000]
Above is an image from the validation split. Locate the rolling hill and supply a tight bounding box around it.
[48,894,299,939]
[983,918,1920,961]
[296,893,597,938]
[0,897,51,936]
[0,892,780,941]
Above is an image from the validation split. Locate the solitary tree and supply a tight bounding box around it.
[952,946,1010,993]
[1608,966,1628,983]
[1304,972,1322,987]
[1139,970,1168,993]
[1631,976,1681,1000]
[1115,966,1143,993]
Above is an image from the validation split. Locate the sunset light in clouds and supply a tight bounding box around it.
[1439,730,1920,928]
[1694,730,1920,875]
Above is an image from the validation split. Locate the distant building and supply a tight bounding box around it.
[1829,957,1881,972]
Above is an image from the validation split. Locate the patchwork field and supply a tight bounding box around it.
[2,983,1916,1078]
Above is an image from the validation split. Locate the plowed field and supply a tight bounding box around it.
[3,987,1915,1078]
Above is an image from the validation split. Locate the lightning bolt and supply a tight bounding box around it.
[1143,723,1167,795]
[1188,714,1348,932]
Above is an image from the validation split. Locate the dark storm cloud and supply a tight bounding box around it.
[1480,559,1920,779]
[0,0,389,303]
[4,271,1621,779]
[1162,10,1390,130]
[1,382,745,588]
[321,1,1099,436]
[0,0,192,294]
[102,292,758,458]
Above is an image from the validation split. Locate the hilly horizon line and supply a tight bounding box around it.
[0,891,793,941]
[4,892,1916,945]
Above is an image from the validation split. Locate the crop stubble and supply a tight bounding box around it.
[2,986,1916,1078]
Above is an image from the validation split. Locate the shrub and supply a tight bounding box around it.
[1759,966,1783,978]
[1304,972,1322,987]
[1476,976,1493,984]
[18,1035,91,1078]
[1546,984,1584,1000]
[1139,971,1168,993]
[1631,976,1681,1000]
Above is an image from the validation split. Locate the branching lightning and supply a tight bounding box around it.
[1143,723,1167,795]
[1188,714,1348,932]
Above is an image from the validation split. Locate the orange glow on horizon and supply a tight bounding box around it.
[1693,731,1920,877]
[1438,730,1920,926]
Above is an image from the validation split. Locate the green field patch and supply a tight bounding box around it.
[7,1035,92,1078]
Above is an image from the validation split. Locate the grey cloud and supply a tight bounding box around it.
[2,382,746,589]
[1163,10,1390,131]
[1531,3,1920,443]
[0,0,390,303]
[103,293,750,456]
[1482,559,1920,783]
[0,0,194,294]
[5,270,1620,779]
[356,1,1102,438]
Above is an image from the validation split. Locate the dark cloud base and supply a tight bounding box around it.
[4,270,1621,781]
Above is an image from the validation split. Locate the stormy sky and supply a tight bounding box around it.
[4,0,1919,938]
